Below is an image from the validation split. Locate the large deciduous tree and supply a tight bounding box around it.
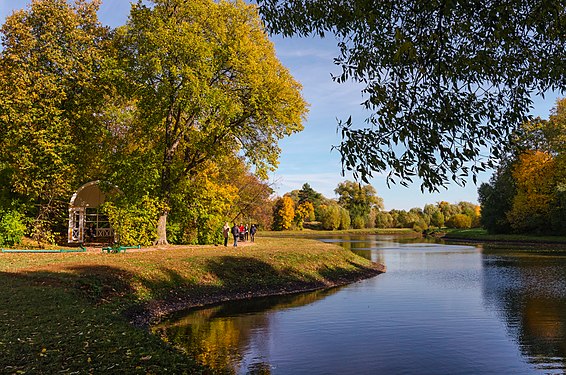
[167,156,274,244]
[115,0,307,243]
[507,151,556,232]
[0,0,110,240]
[335,180,383,229]
[256,0,566,191]
[294,201,315,229]
[227,157,275,227]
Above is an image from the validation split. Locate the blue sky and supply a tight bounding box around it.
[1,1,561,210]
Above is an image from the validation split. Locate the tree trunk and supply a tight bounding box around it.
[154,211,169,245]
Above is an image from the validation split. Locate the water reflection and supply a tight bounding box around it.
[152,289,341,374]
[154,236,566,374]
[482,244,566,372]
[319,235,476,265]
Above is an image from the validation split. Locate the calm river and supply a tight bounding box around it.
[153,236,566,374]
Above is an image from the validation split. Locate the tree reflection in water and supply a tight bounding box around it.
[152,288,340,374]
[482,244,566,372]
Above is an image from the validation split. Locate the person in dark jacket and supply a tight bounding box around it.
[231,223,240,247]
[250,224,257,242]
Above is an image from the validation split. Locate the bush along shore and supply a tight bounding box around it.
[0,236,384,373]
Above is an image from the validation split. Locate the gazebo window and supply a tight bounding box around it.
[85,208,112,237]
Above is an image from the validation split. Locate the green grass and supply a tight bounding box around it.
[1,279,198,373]
[0,236,383,373]
[443,228,566,244]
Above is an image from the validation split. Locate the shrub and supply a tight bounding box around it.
[446,214,472,229]
[294,201,315,230]
[430,211,445,228]
[319,204,340,230]
[272,196,295,230]
[412,217,429,232]
[0,210,27,246]
[366,208,377,229]
[375,211,394,228]
[339,207,351,230]
[102,196,162,246]
[351,215,365,229]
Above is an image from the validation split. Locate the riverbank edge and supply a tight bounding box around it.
[440,229,566,246]
[128,260,386,328]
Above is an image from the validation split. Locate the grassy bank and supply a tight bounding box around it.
[0,236,383,373]
[443,228,566,244]
[263,227,419,237]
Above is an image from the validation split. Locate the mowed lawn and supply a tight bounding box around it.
[0,236,382,374]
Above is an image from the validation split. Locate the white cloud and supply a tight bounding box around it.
[270,172,343,198]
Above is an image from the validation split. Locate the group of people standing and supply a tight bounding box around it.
[222,222,257,247]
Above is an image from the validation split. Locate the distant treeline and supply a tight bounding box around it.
[273,182,480,232]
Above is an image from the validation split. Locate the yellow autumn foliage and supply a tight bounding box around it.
[272,196,295,230]
[507,151,556,231]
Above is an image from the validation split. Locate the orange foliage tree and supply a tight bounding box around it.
[507,151,556,232]
[480,98,566,234]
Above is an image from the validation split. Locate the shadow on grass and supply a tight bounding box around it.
[0,267,203,374]
[129,256,355,326]
[8,265,136,303]
[2,254,382,319]
[204,256,381,292]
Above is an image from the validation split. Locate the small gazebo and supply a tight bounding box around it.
[67,181,119,243]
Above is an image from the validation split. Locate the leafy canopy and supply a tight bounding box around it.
[0,0,110,242]
[115,0,307,192]
[335,181,382,213]
[112,0,307,243]
[479,98,566,234]
[257,0,566,191]
[0,0,306,245]
[0,0,109,201]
